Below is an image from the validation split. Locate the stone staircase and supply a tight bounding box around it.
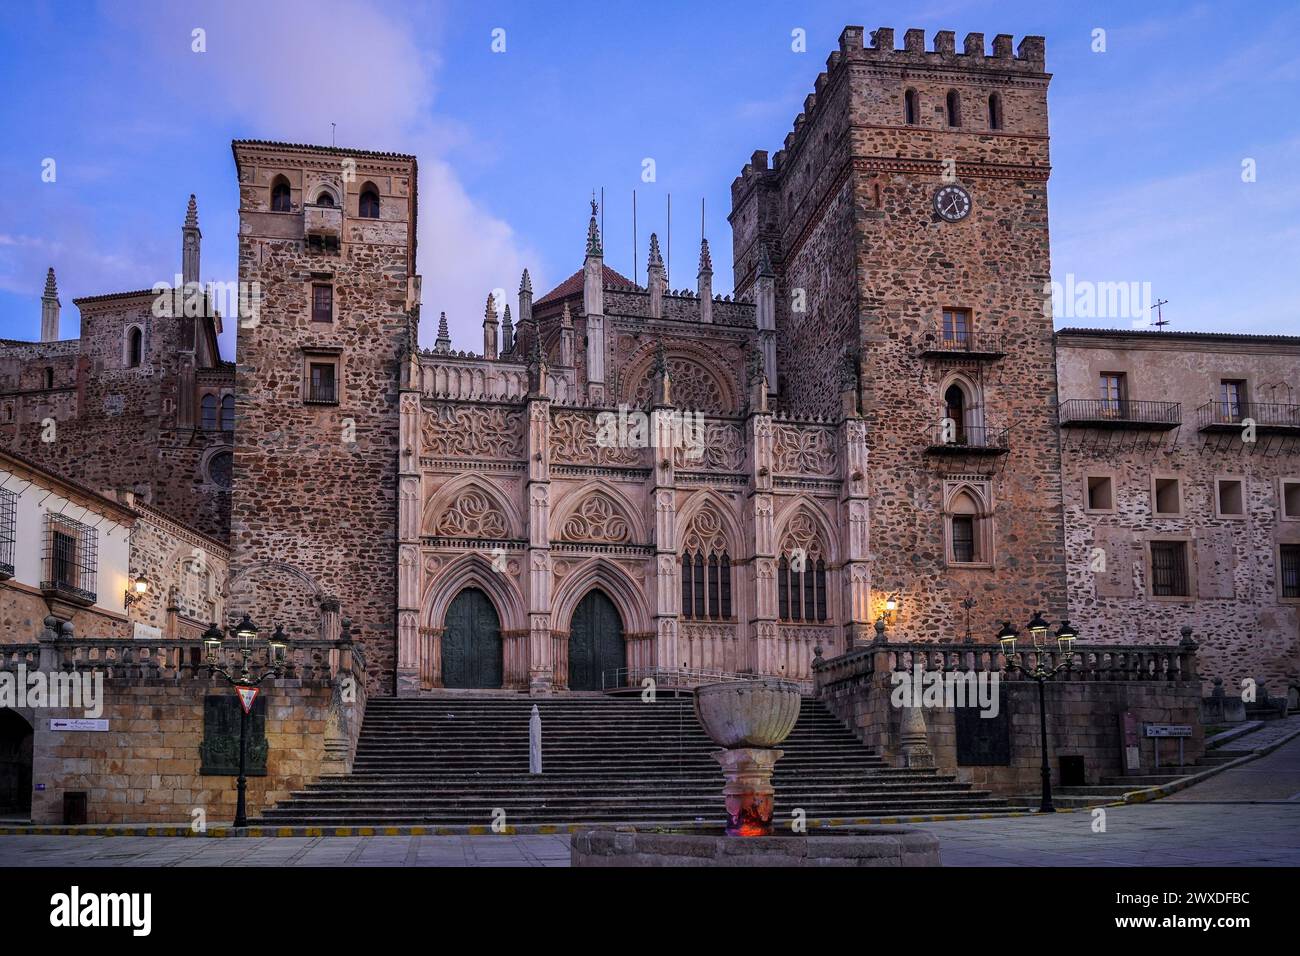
[262,696,1021,827]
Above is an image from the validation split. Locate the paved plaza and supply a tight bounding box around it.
[2,730,1297,867]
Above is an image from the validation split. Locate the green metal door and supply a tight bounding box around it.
[568,590,625,691]
[442,588,503,689]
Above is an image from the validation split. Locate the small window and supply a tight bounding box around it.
[312,284,333,323]
[126,327,143,367]
[904,88,919,125]
[951,515,976,562]
[1281,544,1300,599]
[359,186,381,219]
[314,192,335,207]
[1150,541,1189,597]
[219,394,235,432]
[1283,480,1300,520]
[306,361,338,404]
[988,92,1003,130]
[43,367,54,389]
[1087,476,1114,512]
[1154,477,1181,516]
[942,308,971,346]
[271,177,292,212]
[1216,479,1244,517]
[42,514,97,603]
[946,89,961,127]
[201,394,218,430]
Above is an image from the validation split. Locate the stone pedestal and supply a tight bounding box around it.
[899,704,935,769]
[714,747,783,836]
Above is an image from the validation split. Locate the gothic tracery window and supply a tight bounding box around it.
[680,505,733,620]
[777,511,828,622]
[271,177,292,212]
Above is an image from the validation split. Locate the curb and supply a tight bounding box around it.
[1204,721,1263,749]
[0,809,1047,839]
[1118,723,1300,806]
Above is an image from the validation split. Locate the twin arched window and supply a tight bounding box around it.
[681,550,732,620]
[359,185,381,219]
[271,176,292,212]
[220,394,235,431]
[201,394,234,431]
[201,394,217,431]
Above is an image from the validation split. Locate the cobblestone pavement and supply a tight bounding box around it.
[1,733,1295,868]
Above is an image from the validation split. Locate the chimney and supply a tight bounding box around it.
[697,238,713,324]
[40,267,60,342]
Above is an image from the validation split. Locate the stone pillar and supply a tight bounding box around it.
[652,403,678,675]
[396,386,422,695]
[747,395,777,675]
[898,703,935,769]
[839,415,871,648]
[754,244,777,395]
[647,233,665,319]
[526,395,554,693]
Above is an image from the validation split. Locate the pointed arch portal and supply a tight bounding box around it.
[567,590,625,691]
[441,587,503,689]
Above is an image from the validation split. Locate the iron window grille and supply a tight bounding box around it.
[1150,541,1189,597]
[951,515,977,562]
[1282,545,1300,599]
[41,513,97,604]
[306,362,338,404]
[0,489,15,579]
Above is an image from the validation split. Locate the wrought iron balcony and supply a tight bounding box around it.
[923,425,1010,456]
[40,579,96,607]
[1196,401,1300,434]
[1058,399,1182,430]
[918,330,1006,360]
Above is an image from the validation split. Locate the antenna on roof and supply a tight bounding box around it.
[600,186,605,258]
[666,192,671,288]
[330,123,336,147]
[632,189,638,286]
[1151,298,1170,330]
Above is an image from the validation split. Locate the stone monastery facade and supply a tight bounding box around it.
[1,27,1296,700]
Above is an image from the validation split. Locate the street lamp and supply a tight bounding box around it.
[997,610,1080,813]
[202,616,292,828]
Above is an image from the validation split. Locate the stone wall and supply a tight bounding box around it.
[816,641,1204,796]
[29,679,334,824]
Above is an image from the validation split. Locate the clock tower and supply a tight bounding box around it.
[730,26,1066,642]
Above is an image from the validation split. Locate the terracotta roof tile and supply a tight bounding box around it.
[535,265,635,306]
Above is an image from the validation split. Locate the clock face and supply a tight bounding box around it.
[934,184,972,222]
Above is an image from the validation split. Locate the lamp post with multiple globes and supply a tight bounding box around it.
[996,611,1079,813]
[201,614,291,828]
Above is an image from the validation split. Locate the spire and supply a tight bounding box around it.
[185,193,199,229]
[560,300,572,329]
[501,303,514,354]
[519,268,532,294]
[182,193,201,287]
[698,237,712,275]
[585,196,602,257]
[647,232,664,271]
[482,292,499,360]
[435,311,451,351]
[40,267,60,342]
[697,238,713,325]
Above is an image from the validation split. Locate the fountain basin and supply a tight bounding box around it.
[571,826,941,867]
[694,678,801,748]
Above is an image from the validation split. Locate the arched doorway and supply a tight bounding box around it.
[441,588,503,689]
[0,710,33,818]
[944,383,968,443]
[568,590,625,691]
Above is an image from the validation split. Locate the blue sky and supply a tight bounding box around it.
[1,0,1297,355]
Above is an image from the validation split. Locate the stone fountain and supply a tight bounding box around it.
[694,678,800,836]
[570,678,942,866]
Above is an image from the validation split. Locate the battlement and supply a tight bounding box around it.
[731,25,1047,198]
